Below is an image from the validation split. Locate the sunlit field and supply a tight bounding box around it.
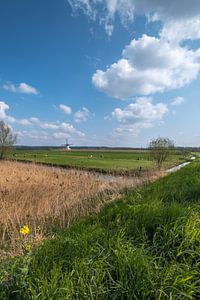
[7,149,187,174]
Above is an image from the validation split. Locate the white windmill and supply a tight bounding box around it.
[62,138,73,151]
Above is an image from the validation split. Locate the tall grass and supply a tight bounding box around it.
[0,161,158,257]
[1,161,200,299]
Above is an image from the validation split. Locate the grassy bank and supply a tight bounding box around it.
[1,161,200,299]
[7,149,186,174]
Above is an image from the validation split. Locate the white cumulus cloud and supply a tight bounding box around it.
[74,107,93,123]
[92,35,200,99]
[112,97,168,135]
[59,104,72,115]
[0,101,16,123]
[3,82,39,95]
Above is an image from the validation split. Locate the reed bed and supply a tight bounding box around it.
[0,161,160,256]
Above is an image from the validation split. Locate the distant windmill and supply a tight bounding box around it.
[62,138,73,151]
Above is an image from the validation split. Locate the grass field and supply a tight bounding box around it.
[7,149,187,174]
[1,160,200,299]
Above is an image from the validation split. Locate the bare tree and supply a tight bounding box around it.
[0,121,17,159]
[181,148,190,159]
[149,137,175,168]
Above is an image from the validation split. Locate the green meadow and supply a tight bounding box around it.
[7,149,186,173]
[1,160,200,299]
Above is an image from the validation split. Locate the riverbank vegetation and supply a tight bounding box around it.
[0,161,160,257]
[1,160,200,299]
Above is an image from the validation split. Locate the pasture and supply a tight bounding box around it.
[7,149,187,174]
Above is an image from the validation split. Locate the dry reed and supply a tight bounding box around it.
[0,161,162,256]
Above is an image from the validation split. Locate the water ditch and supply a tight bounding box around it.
[167,156,196,173]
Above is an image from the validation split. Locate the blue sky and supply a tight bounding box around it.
[0,0,200,147]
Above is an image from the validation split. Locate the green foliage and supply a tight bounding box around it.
[1,161,200,299]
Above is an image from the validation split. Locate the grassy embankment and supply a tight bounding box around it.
[1,160,200,299]
[7,149,187,174]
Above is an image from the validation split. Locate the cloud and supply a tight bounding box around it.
[68,0,97,20]
[3,83,16,93]
[0,101,10,120]
[134,0,200,25]
[59,104,72,115]
[18,83,39,95]
[0,101,16,123]
[53,132,70,140]
[53,130,85,139]
[111,97,168,135]
[18,115,85,137]
[92,35,200,99]
[40,122,60,130]
[0,101,85,143]
[3,82,39,95]
[145,1,200,43]
[68,0,135,36]
[16,130,49,141]
[160,18,200,43]
[28,117,39,124]
[17,119,32,125]
[28,118,85,137]
[68,0,200,40]
[171,96,185,106]
[74,107,93,123]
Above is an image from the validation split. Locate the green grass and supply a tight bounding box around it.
[7,149,186,173]
[1,160,200,299]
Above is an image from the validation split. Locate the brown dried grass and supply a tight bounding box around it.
[0,161,162,256]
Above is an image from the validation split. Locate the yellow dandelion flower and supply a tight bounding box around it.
[20,225,30,235]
